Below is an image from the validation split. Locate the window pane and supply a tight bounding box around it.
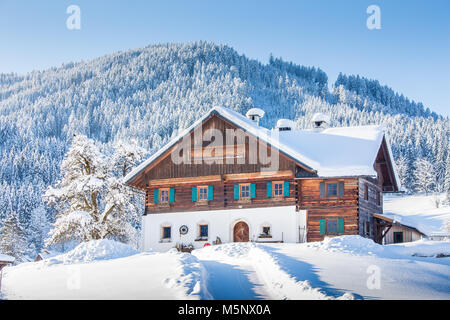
[241,185,249,198]
[161,190,169,202]
[163,227,171,239]
[274,183,283,196]
[327,184,337,196]
[199,187,207,200]
[262,227,270,235]
[327,220,337,234]
[200,225,208,237]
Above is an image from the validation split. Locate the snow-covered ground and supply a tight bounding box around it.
[1,240,210,300]
[2,236,449,300]
[2,194,449,300]
[384,193,450,235]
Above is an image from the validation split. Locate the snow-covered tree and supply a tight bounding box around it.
[413,158,436,195]
[395,156,409,192]
[28,205,50,253]
[112,140,147,178]
[44,135,139,246]
[0,211,27,263]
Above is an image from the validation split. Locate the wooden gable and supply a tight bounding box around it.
[374,137,399,192]
[128,113,314,188]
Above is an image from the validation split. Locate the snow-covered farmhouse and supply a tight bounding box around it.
[124,106,401,252]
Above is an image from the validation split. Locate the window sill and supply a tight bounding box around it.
[157,203,171,208]
[159,239,172,243]
[237,199,252,204]
[195,201,209,206]
[195,237,208,242]
[258,235,272,239]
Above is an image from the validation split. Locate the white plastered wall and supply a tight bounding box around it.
[142,206,306,252]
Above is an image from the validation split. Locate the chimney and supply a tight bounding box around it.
[246,108,265,126]
[311,113,330,131]
[275,119,295,131]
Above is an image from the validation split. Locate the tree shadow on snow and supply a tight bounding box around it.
[259,245,369,300]
[201,260,269,300]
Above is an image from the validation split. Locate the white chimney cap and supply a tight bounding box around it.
[276,119,296,130]
[246,108,265,118]
[311,113,330,123]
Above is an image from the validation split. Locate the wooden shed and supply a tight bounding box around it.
[373,213,426,244]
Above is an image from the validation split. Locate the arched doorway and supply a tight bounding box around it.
[233,221,249,242]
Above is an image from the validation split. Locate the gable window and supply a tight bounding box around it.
[320,182,344,198]
[327,183,338,197]
[198,186,208,201]
[273,182,283,197]
[162,226,171,240]
[240,183,250,199]
[160,188,170,203]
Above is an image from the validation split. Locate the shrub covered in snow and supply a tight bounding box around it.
[44,239,139,265]
[306,235,385,256]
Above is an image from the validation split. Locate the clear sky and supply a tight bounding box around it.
[0,0,449,116]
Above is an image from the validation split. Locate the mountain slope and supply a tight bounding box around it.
[0,41,448,257]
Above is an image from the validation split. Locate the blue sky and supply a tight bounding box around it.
[0,0,449,116]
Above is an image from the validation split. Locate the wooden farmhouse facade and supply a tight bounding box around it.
[125,106,401,251]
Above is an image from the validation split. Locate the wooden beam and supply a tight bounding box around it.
[223,170,294,181]
[147,175,222,187]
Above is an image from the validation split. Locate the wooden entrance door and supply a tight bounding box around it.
[233,221,249,242]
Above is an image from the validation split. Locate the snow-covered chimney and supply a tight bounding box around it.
[311,113,330,131]
[246,108,265,126]
[275,119,295,131]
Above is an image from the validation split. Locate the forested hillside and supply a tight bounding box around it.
[0,41,448,258]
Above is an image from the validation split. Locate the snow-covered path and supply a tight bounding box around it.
[197,258,272,300]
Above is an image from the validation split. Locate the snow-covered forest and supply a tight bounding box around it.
[0,41,449,261]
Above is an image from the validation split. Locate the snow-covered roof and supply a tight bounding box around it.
[0,253,15,263]
[124,106,400,188]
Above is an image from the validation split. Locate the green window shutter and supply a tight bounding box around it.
[234,184,239,200]
[208,186,214,201]
[320,182,325,198]
[320,219,326,235]
[284,181,290,197]
[169,188,175,203]
[338,182,345,197]
[266,182,272,197]
[250,183,256,199]
[192,187,197,202]
[154,188,159,204]
[338,218,344,234]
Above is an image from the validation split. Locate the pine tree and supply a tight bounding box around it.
[28,205,50,254]
[413,158,436,195]
[395,156,408,192]
[0,211,27,263]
